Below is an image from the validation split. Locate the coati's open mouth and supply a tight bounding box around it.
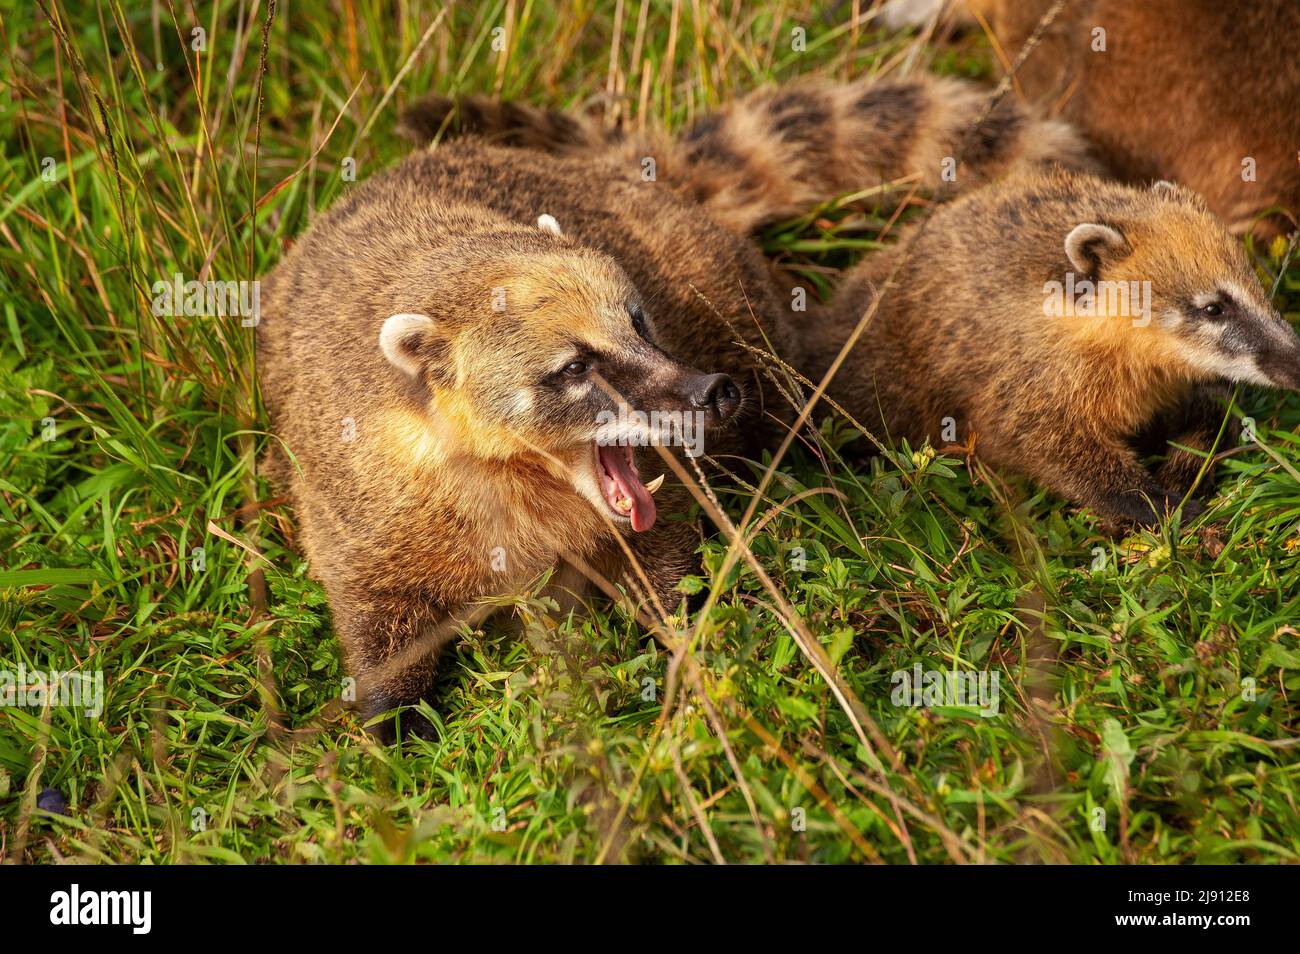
[593,442,663,532]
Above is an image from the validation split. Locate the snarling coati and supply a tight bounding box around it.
[259,139,804,736]
[816,169,1300,524]
[400,73,1097,237]
[887,0,1300,237]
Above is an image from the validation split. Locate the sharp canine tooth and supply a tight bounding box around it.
[644,474,665,495]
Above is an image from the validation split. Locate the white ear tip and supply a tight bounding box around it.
[1064,223,1126,275]
[379,312,434,376]
[1152,180,1178,195]
[1065,222,1123,249]
[537,214,562,236]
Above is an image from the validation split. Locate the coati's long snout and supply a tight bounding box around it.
[596,365,741,429]
[1255,329,1300,391]
[1200,297,1300,393]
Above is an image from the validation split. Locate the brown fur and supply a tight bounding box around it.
[400,74,1098,236]
[951,0,1300,237]
[259,140,808,735]
[816,169,1300,524]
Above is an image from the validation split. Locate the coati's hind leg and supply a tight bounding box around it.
[1145,385,1237,500]
[1043,431,1203,526]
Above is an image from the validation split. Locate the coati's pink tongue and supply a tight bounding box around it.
[597,444,657,532]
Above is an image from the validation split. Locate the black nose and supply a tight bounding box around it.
[1259,346,1300,391]
[689,373,741,421]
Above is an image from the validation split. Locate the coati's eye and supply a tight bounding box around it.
[563,360,589,377]
[628,304,650,340]
[1202,302,1224,318]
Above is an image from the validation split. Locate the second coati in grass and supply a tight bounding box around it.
[818,169,1300,524]
[401,72,1097,236]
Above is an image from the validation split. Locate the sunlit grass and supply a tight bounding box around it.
[1,0,1297,864]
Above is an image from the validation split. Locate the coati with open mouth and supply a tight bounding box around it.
[819,170,1300,524]
[258,139,799,737]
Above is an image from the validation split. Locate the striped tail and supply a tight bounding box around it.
[398,94,617,152]
[401,75,1098,235]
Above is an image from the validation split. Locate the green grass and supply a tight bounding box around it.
[2,0,1298,864]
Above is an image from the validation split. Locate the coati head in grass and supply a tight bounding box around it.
[378,215,741,532]
[1059,181,1300,391]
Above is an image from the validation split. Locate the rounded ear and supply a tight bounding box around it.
[379,312,443,378]
[1152,180,1178,197]
[1064,223,1127,276]
[537,214,562,236]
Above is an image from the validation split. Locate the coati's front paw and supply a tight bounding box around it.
[1173,496,1205,522]
[1097,490,1202,527]
[358,692,439,744]
[1155,454,1217,500]
[1154,437,1230,500]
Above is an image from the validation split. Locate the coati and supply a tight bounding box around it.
[258,139,799,736]
[401,73,1097,237]
[887,0,1300,237]
[816,169,1300,524]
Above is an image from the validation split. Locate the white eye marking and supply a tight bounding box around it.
[1172,338,1273,387]
[1207,280,1293,347]
[1221,280,1259,309]
[1154,306,1183,328]
[510,388,534,414]
[537,214,562,236]
[379,312,435,377]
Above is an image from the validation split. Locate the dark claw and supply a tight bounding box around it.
[37,787,68,816]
